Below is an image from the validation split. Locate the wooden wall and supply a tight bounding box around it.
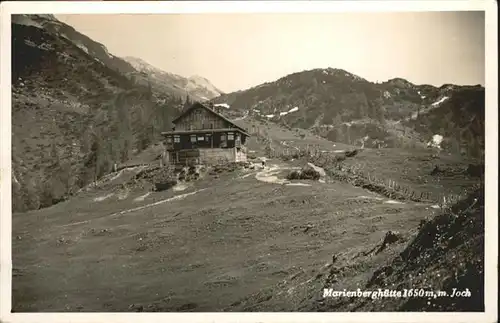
[175,104,232,131]
[166,131,246,151]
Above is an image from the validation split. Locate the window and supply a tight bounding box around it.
[221,134,226,141]
[174,135,180,143]
[190,135,197,143]
[189,124,194,130]
[209,123,214,129]
[197,135,205,141]
[166,136,173,143]
[227,132,234,140]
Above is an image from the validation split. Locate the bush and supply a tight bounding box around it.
[287,170,301,180]
[345,149,359,158]
[301,168,321,180]
[286,166,321,181]
[334,155,346,163]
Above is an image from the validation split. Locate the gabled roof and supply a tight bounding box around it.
[161,128,249,136]
[172,101,248,135]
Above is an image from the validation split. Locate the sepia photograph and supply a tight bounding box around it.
[0,1,497,322]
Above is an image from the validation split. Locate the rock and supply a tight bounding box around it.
[307,162,326,177]
[154,179,177,192]
[375,231,403,254]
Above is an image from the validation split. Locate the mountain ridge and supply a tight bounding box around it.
[211,67,484,155]
[11,14,186,212]
[122,56,224,100]
[12,14,222,101]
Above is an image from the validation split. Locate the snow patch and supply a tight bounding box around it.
[173,183,190,192]
[286,182,312,187]
[255,165,289,185]
[94,193,114,202]
[109,189,207,218]
[431,96,449,107]
[427,134,444,149]
[357,195,384,201]
[214,103,230,109]
[76,43,89,54]
[384,200,404,204]
[269,106,299,118]
[134,192,151,202]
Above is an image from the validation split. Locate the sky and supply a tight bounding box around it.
[56,11,485,93]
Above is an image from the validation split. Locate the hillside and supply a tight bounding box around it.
[11,14,186,212]
[212,68,484,155]
[12,14,220,101]
[10,13,487,314]
[12,147,485,312]
[122,56,224,100]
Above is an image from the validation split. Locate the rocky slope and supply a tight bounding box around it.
[223,182,484,312]
[123,56,223,100]
[12,14,220,101]
[212,68,484,154]
[11,15,185,212]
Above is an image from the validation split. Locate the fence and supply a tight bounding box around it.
[264,144,470,206]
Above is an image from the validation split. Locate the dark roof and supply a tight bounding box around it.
[172,101,248,134]
[161,128,250,136]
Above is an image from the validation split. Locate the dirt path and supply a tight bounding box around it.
[254,161,439,209]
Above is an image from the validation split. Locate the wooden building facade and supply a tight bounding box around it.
[161,102,250,165]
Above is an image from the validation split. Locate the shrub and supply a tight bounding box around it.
[286,166,321,181]
[301,167,321,180]
[287,170,301,180]
[345,149,359,158]
[154,180,177,192]
[334,155,347,163]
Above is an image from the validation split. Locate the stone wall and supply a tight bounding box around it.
[235,148,247,162]
[166,147,248,165]
[199,148,236,164]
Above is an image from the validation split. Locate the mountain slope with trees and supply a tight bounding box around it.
[11,15,191,212]
[212,68,484,155]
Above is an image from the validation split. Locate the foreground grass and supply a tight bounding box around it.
[12,160,438,312]
[12,148,483,312]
